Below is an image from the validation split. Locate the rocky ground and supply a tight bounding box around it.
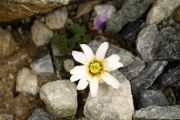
[0,0,180,120]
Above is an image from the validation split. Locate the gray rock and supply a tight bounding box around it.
[16,67,39,96]
[30,53,55,75]
[130,61,168,93]
[28,108,54,120]
[45,7,68,30]
[152,26,180,61]
[137,24,159,62]
[120,57,145,80]
[0,30,16,57]
[146,0,180,24]
[106,0,152,33]
[40,80,77,119]
[84,71,134,120]
[157,65,180,86]
[120,19,144,48]
[172,80,180,87]
[0,114,13,120]
[133,105,180,120]
[89,39,135,67]
[138,90,169,109]
[94,4,116,18]
[63,59,75,72]
[122,0,142,6]
[31,20,53,47]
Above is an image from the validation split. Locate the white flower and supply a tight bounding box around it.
[70,42,123,97]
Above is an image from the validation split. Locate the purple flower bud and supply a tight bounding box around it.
[93,15,108,30]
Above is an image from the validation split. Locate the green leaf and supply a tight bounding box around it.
[51,33,70,55]
[71,23,87,35]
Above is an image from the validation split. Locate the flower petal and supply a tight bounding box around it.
[72,51,87,64]
[77,78,89,90]
[70,65,87,75]
[105,54,120,61]
[89,77,99,97]
[80,44,94,61]
[70,74,85,82]
[96,42,109,60]
[104,55,123,71]
[104,61,123,71]
[101,72,120,89]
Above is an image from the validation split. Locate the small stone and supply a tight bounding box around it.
[0,30,16,57]
[131,61,168,93]
[31,20,53,47]
[94,4,116,18]
[40,80,77,119]
[8,73,14,80]
[51,44,61,57]
[28,108,54,120]
[63,59,75,72]
[84,71,134,120]
[157,65,180,86]
[10,94,34,119]
[45,7,68,30]
[152,26,180,61]
[146,0,180,24]
[89,39,135,67]
[133,106,180,120]
[0,114,13,120]
[106,0,152,33]
[16,67,39,96]
[30,54,55,75]
[138,90,169,109]
[137,24,159,62]
[76,1,100,18]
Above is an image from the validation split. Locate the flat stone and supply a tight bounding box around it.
[84,70,134,120]
[30,53,55,75]
[31,20,53,47]
[146,0,180,24]
[137,24,159,62]
[152,26,180,61]
[16,67,39,96]
[133,106,180,120]
[138,90,169,109]
[45,7,68,30]
[0,30,16,57]
[28,108,54,120]
[40,80,77,119]
[0,0,82,23]
[106,0,152,33]
[89,39,135,67]
[157,65,180,86]
[130,61,168,93]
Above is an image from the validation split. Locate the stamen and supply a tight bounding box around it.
[89,61,103,75]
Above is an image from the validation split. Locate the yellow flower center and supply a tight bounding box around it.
[89,61,103,75]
